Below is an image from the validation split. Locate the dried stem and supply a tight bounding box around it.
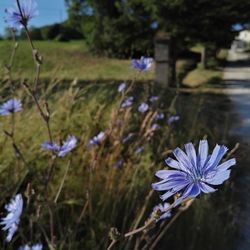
[146,199,194,250]
[106,199,188,250]
[22,81,53,142]
[225,142,239,161]
[54,160,71,203]
[4,130,27,165]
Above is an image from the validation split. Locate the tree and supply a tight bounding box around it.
[65,0,156,58]
[147,0,250,67]
[65,0,250,61]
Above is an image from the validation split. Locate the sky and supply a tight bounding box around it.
[0,0,68,35]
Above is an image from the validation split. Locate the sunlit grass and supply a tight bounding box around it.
[0,40,154,81]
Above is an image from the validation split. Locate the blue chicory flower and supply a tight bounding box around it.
[151,203,171,221]
[149,96,158,102]
[58,136,77,157]
[18,243,43,250]
[151,123,160,131]
[152,140,236,206]
[121,96,134,108]
[5,0,38,29]
[0,98,22,116]
[41,141,60,152]
[155,112,165,121]
[131,56,153,71]
[135,146,144,155]
[122,133,134,143]
[41,136,77,157]
[138,102,149,113]
[167,115,180,125]
[0,194,23,242]
[118,82,126,93]
[88,132,105,147]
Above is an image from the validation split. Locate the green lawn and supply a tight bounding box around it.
[0,40,154,81]
[182,68,222,88]
[182,45,228,88]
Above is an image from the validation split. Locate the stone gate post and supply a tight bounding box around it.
[154,32,176,87]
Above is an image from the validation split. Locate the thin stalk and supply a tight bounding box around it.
[147,199,194,250]
[54,160,71,203]
[106,199,183,250]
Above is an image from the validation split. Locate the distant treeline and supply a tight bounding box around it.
[64,0,250,59]
[4,22,83,42]
[2,0,250,60]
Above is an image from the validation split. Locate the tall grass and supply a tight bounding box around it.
[0,17,238,250]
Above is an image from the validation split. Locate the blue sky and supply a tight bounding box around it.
[0,0,68,35]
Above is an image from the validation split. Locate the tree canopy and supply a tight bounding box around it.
[65,0,250,57]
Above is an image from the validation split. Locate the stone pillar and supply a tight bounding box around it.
[201,46,207,69]
[154,32,175,87]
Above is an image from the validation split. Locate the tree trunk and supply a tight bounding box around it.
[170,38,177,87]
[201,46,207,69]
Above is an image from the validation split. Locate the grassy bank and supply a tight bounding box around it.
[0,40,195,83]
[182,68,222,88]
[0,40,154,81]
[0,39,238,249]
[182,46,228,88]
[0,79,237,249]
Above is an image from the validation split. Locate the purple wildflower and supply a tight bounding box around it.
[118,82,126,93]
[122,133,134,143]
[155,112,165,121]
[121,96,134,108]
[151,203,171,221]
[152,140,236,206]
[149,96,158,102]
[0,98,22,116]
[58,136,77,157]
[89,132,105,147]
[18,244,43,250]
[138,102,149,113]
[41,141,60,152]
[41,136,77,157]
[135,146,144,155]
[0,194,23,242]
[5,0,38,29]
[114,159,123,169]
[151,123,160,131]
[131,56,153,71]
[168,115,180,125]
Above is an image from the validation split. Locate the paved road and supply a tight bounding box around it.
[223,50,250,84]
[223,50,250,250]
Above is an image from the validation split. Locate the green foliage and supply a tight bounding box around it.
[65,0,250,58]
[20,27,43,40]
[65,0,156,58]
[0,78,238,249]
[149,0,250,48]
[41,23,62,40]
[24,23,84,41]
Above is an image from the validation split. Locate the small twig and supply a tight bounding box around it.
[45,158,56,191]
[48,204,55,247]
[76,199,89,225]
[106,200,179,250]
[147,199,194,250]
[128,190,154,243]
[225,142,239,161]
[22,81,53,142]
[107,240,117,250]
[54,160,71,203]
[4,130,27,165]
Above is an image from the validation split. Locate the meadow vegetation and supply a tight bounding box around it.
[0,76,238,249]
